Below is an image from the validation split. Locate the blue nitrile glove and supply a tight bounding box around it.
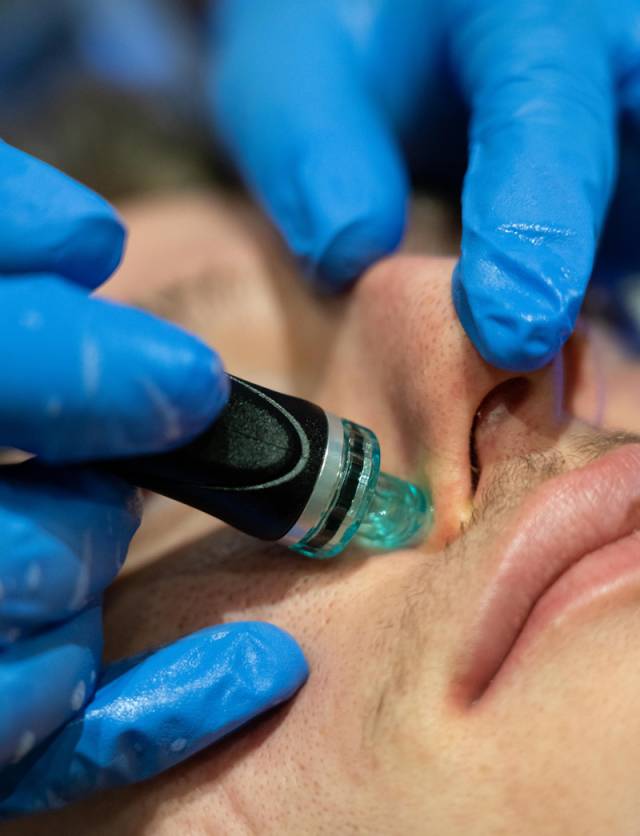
[208,0,629,372]
[0,1,199,114]
[0,142,308,816]
[72,0,199,100]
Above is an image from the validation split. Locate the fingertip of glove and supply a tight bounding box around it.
[61,210,127,289]
[275,125,407,291]
[12,283,232,460]
[228,622,309,700]
[156,343,230,446]
[101,313,231,455]
[452,263,564,372]
[310,209,405,291]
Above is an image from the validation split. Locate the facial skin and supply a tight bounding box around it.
[11,192,640,835]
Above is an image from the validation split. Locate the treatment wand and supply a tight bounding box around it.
[106,376,430,558]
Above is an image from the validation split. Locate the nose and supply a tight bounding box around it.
[473,357,572,495]
[330,254,563,546]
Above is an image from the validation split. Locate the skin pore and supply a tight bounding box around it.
[9,192,640,835]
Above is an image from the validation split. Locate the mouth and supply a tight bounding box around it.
[456,442,640,704]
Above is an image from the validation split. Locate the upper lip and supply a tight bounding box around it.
[456,442,640,703]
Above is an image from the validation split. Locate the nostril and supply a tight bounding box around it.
[470,378,530,494]
[475,378,531,435]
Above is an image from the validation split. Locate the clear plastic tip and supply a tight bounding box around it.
[287,414,432,559]
[355,472,431,551]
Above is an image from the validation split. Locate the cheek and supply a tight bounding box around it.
[104,548,430,833]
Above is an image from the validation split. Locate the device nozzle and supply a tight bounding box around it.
[354,472,431,551]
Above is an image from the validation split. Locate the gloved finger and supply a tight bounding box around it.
[74,0,198,99]
[0,462,140,643]
[0,622,309,815]
[209,0,408,289]
[0,605,102,771]
[0,140,124,289]
[0,276,229,461]
[450,0,617,371]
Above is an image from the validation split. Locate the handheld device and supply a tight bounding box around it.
[108,376,430,558]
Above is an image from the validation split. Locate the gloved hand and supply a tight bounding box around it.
[208,0,636,372]
[0,142,308,816]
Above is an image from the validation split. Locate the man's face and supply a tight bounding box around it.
[25,194,640,835]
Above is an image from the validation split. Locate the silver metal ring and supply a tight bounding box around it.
[279,411,344,545]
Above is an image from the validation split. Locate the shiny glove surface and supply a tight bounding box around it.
[0,142,308,816]
[209,0,640,371]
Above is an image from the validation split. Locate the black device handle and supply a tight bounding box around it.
[106,376,330,541]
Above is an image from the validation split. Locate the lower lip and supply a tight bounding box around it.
[496,529,640,687]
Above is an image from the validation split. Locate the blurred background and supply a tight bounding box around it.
[0,0,228,198]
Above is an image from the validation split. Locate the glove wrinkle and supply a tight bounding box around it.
[0,623,308,816]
